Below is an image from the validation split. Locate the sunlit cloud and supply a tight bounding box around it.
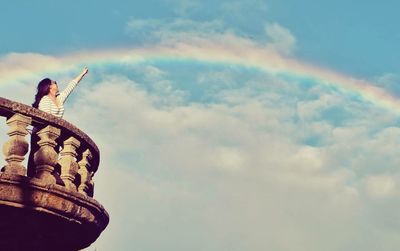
[265,22,297,55]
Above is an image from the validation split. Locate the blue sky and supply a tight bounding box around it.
[1,1,400,250]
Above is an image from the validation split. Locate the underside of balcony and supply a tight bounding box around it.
[0,173,108,251]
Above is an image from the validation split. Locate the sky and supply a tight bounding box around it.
[1,1,400,250]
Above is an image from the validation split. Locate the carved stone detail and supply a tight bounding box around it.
[59,137,81,191]
[78,149,93,196]
[2,113,32,175]
[34,125,61,185]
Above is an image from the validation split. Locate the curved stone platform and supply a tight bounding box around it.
[0,97,109,250]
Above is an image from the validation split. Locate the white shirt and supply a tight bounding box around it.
[38,80,78,118]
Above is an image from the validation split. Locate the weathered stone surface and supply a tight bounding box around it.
[34,125,61,185]
[78,149,93,196]
[2,113,32,175]
[0,173,109,250]
[60,137,81,191]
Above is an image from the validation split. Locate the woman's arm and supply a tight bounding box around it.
[58,67,89,104]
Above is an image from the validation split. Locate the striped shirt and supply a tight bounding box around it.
[38,80,78,118]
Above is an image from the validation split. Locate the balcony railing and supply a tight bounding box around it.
[0,97,108,250]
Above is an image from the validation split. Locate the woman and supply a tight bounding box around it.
[27,67,89,177]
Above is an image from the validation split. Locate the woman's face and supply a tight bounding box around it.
[49,81,59,96]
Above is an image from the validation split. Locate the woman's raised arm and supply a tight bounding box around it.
[58,67,89,104]
[72,67,89,84]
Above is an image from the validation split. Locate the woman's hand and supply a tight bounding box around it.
[82,67,89,76]
[74,67,89,83]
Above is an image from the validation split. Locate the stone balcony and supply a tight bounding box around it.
[0,97,109,251]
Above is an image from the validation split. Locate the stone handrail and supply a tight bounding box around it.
[0,97,100,197]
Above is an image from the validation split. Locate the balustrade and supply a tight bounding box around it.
[0,97,100,197]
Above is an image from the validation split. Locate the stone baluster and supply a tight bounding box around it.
[2,114,32,175]
[59,137,81,191]
[78,149,93,196]
[34,125,61,185]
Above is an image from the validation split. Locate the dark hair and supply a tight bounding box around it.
[32,78,52,108]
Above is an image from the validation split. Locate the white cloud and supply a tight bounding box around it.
[265,23,297,55]
[126,18,299,57]
[364,175,397,198]
[297,93,341,121]
[0,53,60,76]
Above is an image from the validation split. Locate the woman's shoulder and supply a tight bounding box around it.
[40,95,51,102]
[39,95,52,105]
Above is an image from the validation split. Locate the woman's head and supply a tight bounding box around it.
[32,78,58,108]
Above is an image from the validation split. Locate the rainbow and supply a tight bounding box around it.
[0,39,398,113]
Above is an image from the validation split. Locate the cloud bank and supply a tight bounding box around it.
[0,23,400,251]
